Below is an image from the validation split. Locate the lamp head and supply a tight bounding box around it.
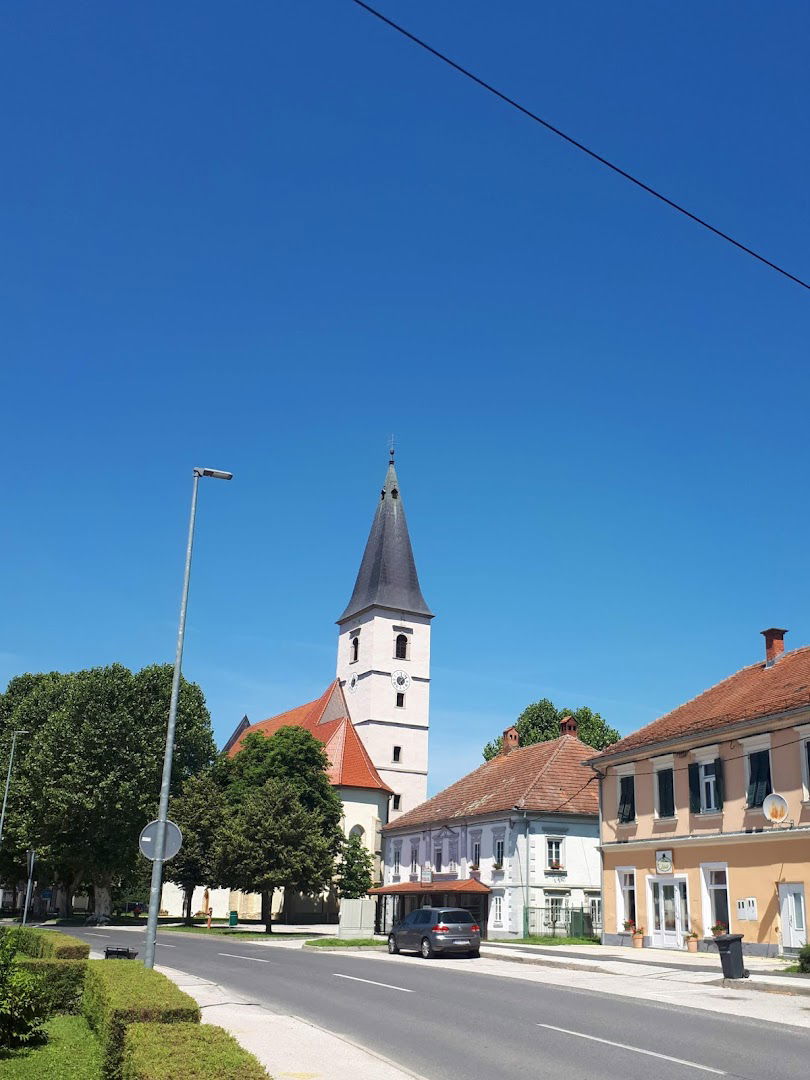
[194,467,233,480]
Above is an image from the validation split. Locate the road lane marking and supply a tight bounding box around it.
[217,952,275,964]
[156,942,176,947]
[537,1025,725,1075]
[333,973,413,993]
[87,933,111,938]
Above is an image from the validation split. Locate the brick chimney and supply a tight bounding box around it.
[761,627,787,667]
[560,715,578,736]
[500,726,519,755]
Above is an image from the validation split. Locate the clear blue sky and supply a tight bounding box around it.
[3,2,809,793]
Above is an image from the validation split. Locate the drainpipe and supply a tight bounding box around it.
[589,762,606,941]
[515,808,530,938]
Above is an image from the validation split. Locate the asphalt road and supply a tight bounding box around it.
[61,925,810,1080]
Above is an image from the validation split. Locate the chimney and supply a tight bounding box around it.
[500,726,520,755]
[761,627,787,667]
[560,715,578,736]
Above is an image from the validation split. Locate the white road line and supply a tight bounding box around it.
[333,973,413,993]
[217,952,274,964]
[156,942,176,947]
[537,1025,725,1075]
[87,933,111,938]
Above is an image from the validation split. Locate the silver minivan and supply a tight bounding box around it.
[388,906,481,959]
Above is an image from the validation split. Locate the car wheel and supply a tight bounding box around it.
[388,934,399,954]
[467,949,480,959]
[420,937,435,959]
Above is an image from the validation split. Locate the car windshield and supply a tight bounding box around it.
[440,910,475,924]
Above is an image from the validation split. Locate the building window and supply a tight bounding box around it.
[395,633,409,660]
[471,840,481,869]
[350,637,359,664]
[392,794,401,811]
[617,868,636,930]
[492,895,503,925]
[689,756,724,813]
[618,775,636,823]
[392,745,401,762]
[704,865,730,932]
[546,838,563,870]
[434,847,442,873]
[678,880,690,931]
[410,846,418,874]
[494,838,504,868]
[395,692,405,709]
[746,748,772,808]
[393,848,401,875]
[588,895,602,929]
[656,767,675,818]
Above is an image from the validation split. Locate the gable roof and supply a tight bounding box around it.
[226,680,393,794]
[385,734,598,831]
[601,645,810,759]
[338,457,432,624]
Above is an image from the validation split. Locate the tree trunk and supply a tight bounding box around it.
[183,885,194,925]
[94,883,112,918]
[260,890,273,933]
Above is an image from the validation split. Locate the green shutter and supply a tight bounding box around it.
[618,776,635,823]
[748,749,772,808]
[714,758,724,810]
[688,763,701,813]
[658,768,674,818]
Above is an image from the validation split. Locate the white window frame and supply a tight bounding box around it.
[615,866,637,933]
[492,894,503,926]
[546,837,564,870]
[392,793,401,811]
[433,846,443,873]
[615,763,636,825]
[700,861,731,933]
[741,734,772,808]
[471,840,481,868]
[392,847,401,876]
[796,724,810,803]
[652,755,675,819]
[494,837,505,868]
[409,845,418,875]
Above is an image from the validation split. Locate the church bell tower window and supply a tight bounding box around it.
[395,633,409,661]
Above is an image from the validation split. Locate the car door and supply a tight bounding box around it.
[399,911,419,949]
[409,909,429,949]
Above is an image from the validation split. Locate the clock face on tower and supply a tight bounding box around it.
[391,669,411,691]
[348,673,359,693]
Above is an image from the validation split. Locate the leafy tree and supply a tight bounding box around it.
[164,771,226,923]
[483,699,619,760]
[335,834,374,899]
[214,779,338,932]
[0,664,216,916]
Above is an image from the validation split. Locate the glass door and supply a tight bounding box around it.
[650,878,682,948]
[779,884,807,950]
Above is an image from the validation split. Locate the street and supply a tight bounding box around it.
[61,925,810,1080]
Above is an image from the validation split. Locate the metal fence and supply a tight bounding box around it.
[526,904,601,938]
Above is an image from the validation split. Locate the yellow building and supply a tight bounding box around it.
[589,629,810,956]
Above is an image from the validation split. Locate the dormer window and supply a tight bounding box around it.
[350,637,359,664]
[395,633,409,661]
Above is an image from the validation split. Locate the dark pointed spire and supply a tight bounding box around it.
[338,457,432,624]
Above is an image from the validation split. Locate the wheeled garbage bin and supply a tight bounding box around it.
[713,933,748,979]
[229,910,238,928]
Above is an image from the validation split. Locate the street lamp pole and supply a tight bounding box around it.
[0,730,28,846]
[143,466,232,969]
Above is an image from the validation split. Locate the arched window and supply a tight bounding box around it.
[395,633,408,660]
[349,824,364,840]
[351,637,359,664]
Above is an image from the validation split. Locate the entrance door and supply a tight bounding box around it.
[650,878,682,948]
[779,884,807,950]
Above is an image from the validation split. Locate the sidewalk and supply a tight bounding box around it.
[158,964,428,1080]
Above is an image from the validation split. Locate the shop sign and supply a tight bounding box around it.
[420,865,433,884]
[655,849,674,874]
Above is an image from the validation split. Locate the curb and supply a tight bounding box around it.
[481,949,608,976]
[715,976,810,997]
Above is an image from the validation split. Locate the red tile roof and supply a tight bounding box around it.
[384,735,598,831]
[601,645,810,759]
[227,680,392,794]
[368,879,491,895]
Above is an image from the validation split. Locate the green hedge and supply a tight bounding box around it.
[121,1022,269,1080]
[83,960,200,1079]
[16,956,87,1015]
[799,943,810,974]
[1,927,90,960]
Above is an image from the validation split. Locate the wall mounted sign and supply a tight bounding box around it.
[655,849,674,874]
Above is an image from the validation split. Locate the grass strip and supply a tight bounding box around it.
[305,937,383,947]
[0,1014,102,1079]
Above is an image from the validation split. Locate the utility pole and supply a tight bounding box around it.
[0,729,28,846]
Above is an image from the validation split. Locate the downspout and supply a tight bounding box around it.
[589,762,606,941]
[515,808,530,938]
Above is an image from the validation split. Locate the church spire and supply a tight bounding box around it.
[337,456,432,624]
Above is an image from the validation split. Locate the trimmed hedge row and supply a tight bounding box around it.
[83,960,200,1079]
[16,956,88,1015]
[1,926,90,959]
[122,1022,269,1080]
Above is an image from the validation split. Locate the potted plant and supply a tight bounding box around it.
[710,922,728,937]
[685,930,699,953]
[631,925,644,948]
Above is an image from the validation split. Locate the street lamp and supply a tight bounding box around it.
[143,466,232,968]
[0,730,29,846]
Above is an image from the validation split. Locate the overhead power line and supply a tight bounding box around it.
[350,0,810,292]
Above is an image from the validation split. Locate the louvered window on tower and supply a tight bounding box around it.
[395,634,409,660]
[350,637,359,663]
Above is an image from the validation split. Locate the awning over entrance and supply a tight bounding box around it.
[369,879,491,896]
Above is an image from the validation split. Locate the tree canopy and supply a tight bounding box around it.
[335,834,374,899]
[164,770,226,922]
[482,698,619,760]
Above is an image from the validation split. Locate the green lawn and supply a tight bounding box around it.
[0,1015,102,1079]
[497,936,601,946]
[305,937,384,948]
[161,925,315,939]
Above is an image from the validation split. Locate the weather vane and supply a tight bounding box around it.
[389,434,395,463]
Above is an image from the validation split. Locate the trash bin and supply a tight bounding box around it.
[713,933,748,979]
[229,910,238,928]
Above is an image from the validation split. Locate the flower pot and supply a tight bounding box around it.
[686,937,698,953]
[632,932,644,949]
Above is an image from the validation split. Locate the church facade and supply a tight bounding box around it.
[160,454,433,921]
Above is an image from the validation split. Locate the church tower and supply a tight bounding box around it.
[336,453,432,818]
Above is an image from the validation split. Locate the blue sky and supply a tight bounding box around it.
[2,2,809,793]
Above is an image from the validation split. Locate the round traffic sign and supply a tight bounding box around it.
[139,819,183,862]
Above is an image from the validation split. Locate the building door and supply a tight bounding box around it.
[649,878,682,948]
[779,884,807,951]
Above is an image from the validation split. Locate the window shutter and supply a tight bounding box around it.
[688,763,701,813]
[658,769,674,818]
[618,777,630,823]
[714,758,724,810]
[752,750,772,807]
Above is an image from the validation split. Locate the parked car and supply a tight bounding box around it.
[388,907,481,959]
